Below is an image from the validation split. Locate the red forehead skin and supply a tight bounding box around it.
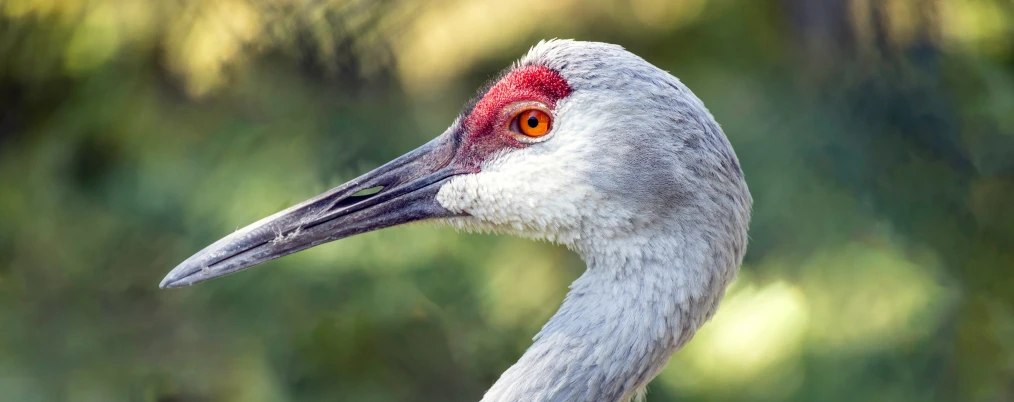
[454,65,572,172]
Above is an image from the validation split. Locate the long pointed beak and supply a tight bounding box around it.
[160,129,466,288]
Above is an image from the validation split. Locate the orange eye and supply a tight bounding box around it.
[516,109,551,137]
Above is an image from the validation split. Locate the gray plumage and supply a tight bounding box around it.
[437,40,752,402]
[160,39,752,402]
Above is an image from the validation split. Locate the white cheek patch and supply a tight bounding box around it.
[436,165,592,247]
[434,163,635,253]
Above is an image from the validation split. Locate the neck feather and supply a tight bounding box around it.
[480,236,734,402]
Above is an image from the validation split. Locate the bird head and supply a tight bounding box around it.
[160,40,751,288]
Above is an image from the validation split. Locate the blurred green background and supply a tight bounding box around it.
[2,0,1013,401]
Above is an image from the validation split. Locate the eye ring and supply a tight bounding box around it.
[511,109,552,137]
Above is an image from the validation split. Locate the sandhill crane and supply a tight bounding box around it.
[161,40,752,402]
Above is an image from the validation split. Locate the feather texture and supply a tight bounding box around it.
[435,40,752,402]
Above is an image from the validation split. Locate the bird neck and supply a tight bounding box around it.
[481,236,730,402]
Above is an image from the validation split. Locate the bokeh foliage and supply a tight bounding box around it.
[1,0,1013,401]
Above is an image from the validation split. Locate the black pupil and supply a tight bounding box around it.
[527,116,539,128]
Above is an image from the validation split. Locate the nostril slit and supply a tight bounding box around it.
[351,186,384,197]
[328,185,386,212]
